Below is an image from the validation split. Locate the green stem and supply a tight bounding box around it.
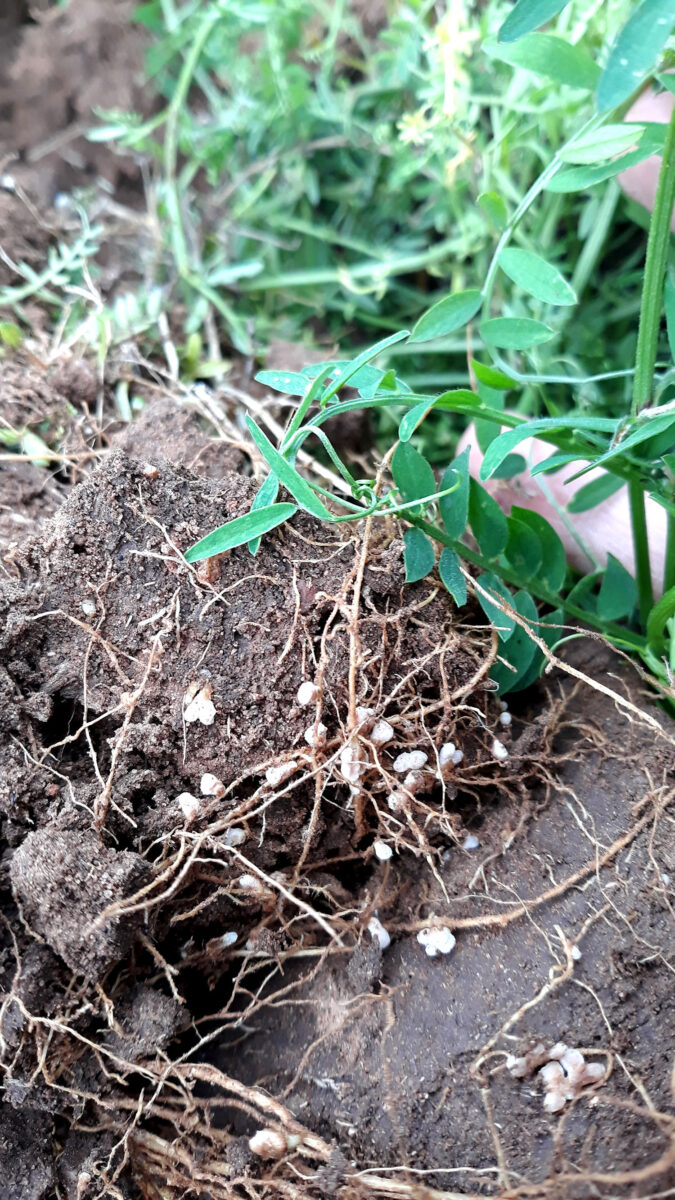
[628,103,675,624]
[631,104,675,420]
[411,515,647,653]
[629,481,654,627]
[164,12,218,277]
[665,514,675,594]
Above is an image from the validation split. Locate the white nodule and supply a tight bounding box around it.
[221,931,238,948]
[184,689,216,726]
[304,722,327,747]
[238,873,263,893]
[265,760,298,788]
[439,742,456,767]
[499,711,512,727]
[370,719,394,745]
[491,738,509,762]
[373,839,393,861]
[393,750,428,773]
[367,915,391,951]
[224,827,246,847]
[463,834,479,851]
[176,792,200,823]
[296,681,318,706]
[200,772,225,798]
[417,926,456,958]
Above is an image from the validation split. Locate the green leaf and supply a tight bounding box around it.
[560,124,645,165]
[596,0,675,112]
[504,514,542,580]
[439,448,470,539]
[499,0,571,43]
[409,289,482,343]
[480,317,554,350]
[392,442,436,506]
[665,274,675,362]
[403,528,435,583]
[486,33,599,91]
[480,415,618,479]
[511,506,567,591]
[0,322,23,348]
[646,585,675,650]
[321,330,410,402]
[569,413,675,478]
[471,360,516,390]
[245,416,334,520]
[597,554,637,621]
[490,590,539,693]
[185,503,298,563]
[255,369,309,396]
[511,608,563,691]
[476,572,516,640]
[566,473,624,514]
[546,127,665,192]
[398,390,477,441]
[248,472,279,554]
[492,453,527,479]
[439,548,467,606]
[499,248,576,307]
[478,191,508,230]
[530,452,583,475]
[468,479,509,558]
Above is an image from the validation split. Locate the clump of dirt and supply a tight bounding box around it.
[0,444,502,1196]
[0,0,148,202]
[0,461,65,556]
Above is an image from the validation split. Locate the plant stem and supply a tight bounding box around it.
[631,104,675,421]
[629,480,654,627]
[665,514,675,594]
[627,103,675,623]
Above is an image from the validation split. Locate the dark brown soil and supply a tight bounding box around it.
[0,392,672,1200]
[218,645,675,1196]
[0,0,147,202]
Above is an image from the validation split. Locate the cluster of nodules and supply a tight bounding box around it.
[507,1041,606,1114]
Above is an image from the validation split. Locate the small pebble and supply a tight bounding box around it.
[81,598,97,617]
[393,750,428,773]
[373,839,392,861]
[367,915,391,951]
[296,681,318,706]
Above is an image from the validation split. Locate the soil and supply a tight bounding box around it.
[0,382,672,1200]
[0,7,674,1198]
[0,0,148,203]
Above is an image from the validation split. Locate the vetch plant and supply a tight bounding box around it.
[184,1,675,701]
